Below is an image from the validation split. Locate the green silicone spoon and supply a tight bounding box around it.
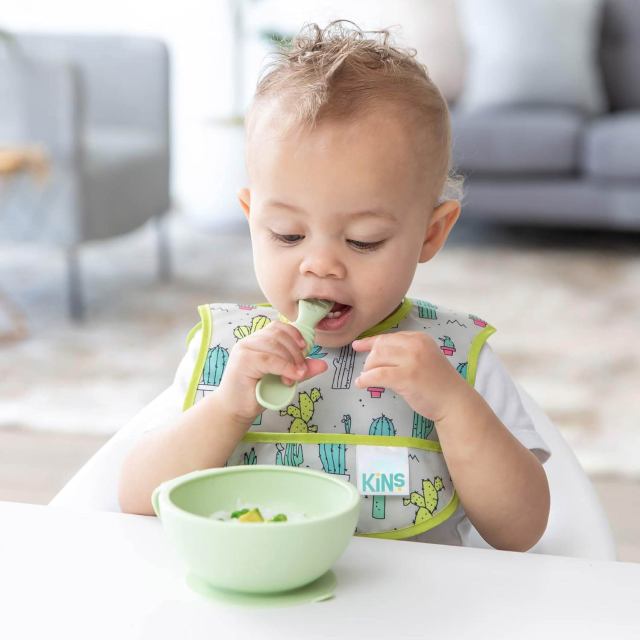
[255,298,333,411]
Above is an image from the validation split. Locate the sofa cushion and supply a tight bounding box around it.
[451,108,584,175]
[455,0,608,115]
[582,112,640,180]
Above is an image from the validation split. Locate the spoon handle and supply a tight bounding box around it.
[255,299,332,410]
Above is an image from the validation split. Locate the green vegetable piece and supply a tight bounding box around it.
[230,508,250,519]
[238,508,264,523]
[270,514,288,522]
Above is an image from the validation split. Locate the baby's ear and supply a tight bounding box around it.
[418,200,461,263]
[237,187,251,218]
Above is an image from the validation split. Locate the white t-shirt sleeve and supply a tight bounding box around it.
[139,328,202,434]
[474,343,551,464]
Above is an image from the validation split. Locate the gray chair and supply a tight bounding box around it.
[0,33,172,319]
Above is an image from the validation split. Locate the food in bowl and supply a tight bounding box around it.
[210,504,307,523]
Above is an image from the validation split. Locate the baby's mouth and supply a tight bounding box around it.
[325,301,352,319]
[315,301,353,332]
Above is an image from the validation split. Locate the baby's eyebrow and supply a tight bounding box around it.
[264,199,396,222]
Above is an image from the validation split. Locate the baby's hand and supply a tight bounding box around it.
[352,332,470,423]
[217,321,328,423]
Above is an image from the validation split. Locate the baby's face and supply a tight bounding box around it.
[241,106,446,348]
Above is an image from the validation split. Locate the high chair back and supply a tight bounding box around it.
[464,386,616,560]
[50,385,616,561]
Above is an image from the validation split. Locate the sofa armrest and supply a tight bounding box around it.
[17,34,170,143]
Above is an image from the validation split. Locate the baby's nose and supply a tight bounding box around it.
[298,244,346,279]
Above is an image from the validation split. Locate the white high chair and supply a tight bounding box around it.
[50,385,616,561]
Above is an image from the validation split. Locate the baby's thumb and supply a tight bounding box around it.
[300,358,328,381]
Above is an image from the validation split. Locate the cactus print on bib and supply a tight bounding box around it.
[184,299,495,539]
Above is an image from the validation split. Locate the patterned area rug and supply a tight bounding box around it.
[1,213,639,477]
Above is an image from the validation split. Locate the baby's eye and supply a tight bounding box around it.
[348,239,385,252]
[270,231,304,244]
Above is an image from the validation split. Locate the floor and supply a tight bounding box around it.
[1,427,638,563]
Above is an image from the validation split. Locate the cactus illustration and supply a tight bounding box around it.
[403,477,444,524]
[417,300,438,320]
[279,388,322,433]
[307,344,328,359]
[469,314,487,327]
[412,413,435,440]
[319,443,345,475]
[369,415,396,519]
[252,414,262,426]
[439,336,456,356]
[456,362,468,379]
[243,448,257,465]
[319,414,351,476]
[203,345,229,386]
[332,345,356,389]
[233,315,271,340]
[275,442,304,467]
[367,386,385,399]
[369,414,396,437]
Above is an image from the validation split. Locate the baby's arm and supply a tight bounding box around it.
[353,332,549,551]
[118,392,253,515]
[435,384,549,551]
[118,321,328,515]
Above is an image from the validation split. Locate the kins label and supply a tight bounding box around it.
[356,446,410,496]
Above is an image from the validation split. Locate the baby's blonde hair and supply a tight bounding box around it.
[247,20,463,203]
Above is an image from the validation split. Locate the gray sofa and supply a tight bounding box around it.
[0,34,171,318]
[451,0,640,230]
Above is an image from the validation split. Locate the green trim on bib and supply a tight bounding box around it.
[242,431,443,453]
[183,305,213,411]
[357,492,460,540]
[466,325,497,387]
[357,298,413,338]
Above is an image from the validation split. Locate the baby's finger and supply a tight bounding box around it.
[279,323,309,352]
[298,357,328,381]
[246,339,296,372]
[355,365,398,390]
[351,336,378,352]
[247,350,308,384]
[272,327,308,371]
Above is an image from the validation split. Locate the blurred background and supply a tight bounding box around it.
[1,1,638,559]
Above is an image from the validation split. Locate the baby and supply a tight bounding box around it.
[119,21,550,551]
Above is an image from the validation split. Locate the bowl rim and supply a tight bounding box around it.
[156,464,361,528]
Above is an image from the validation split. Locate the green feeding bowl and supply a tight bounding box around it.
[152,465,360,594]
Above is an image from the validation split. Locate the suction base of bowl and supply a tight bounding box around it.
[186,570,337,608]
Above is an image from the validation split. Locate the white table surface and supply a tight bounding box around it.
[1,501,639,640]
